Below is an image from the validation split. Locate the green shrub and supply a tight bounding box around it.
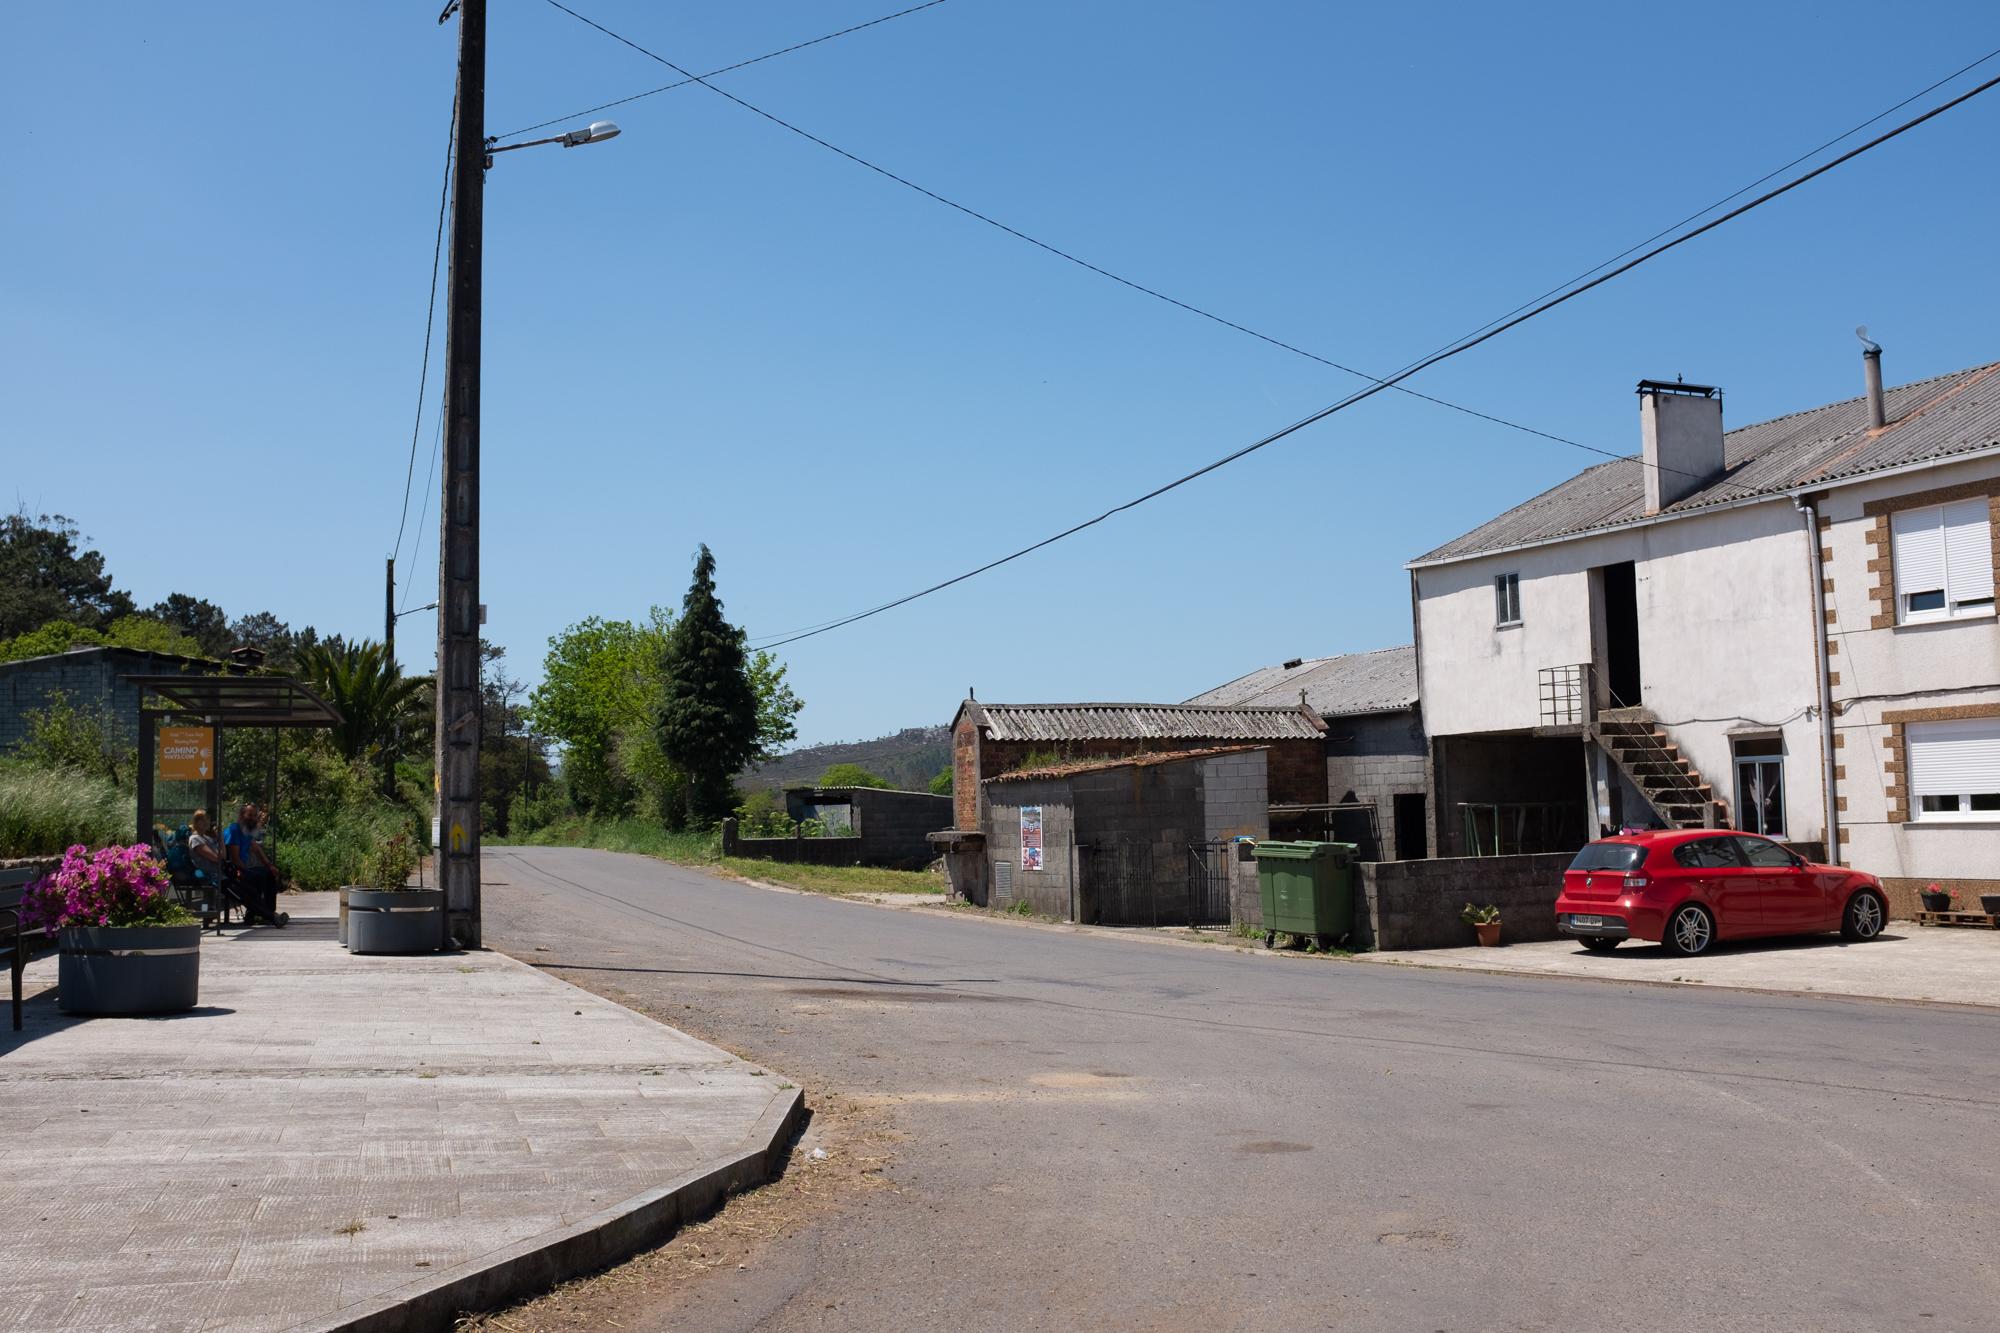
[506,784,574,838]
[0,760,131,857]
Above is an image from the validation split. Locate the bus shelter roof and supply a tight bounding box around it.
[126,674,342,728]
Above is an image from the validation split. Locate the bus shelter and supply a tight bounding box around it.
[128,673,342,848]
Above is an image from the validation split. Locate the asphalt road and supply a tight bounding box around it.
[484,846,2000,1333]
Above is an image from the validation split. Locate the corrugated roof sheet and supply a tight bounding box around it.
[986,745,1266,784]
[1414,362,2000,565]
[1185,645,1417,716]
[965,701,1324,742]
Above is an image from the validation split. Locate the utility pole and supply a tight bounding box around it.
[436,0,485,949]
[384,555,399,797]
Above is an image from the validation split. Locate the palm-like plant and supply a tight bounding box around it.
[296,641,430,764]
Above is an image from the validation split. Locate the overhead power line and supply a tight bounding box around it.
[537,2,1995,506]
[740,68,2000,650]
[495,0,956,141]
[401,397,447,616]
[533,0,1997,645]
[1404,44,2000,375]
[534,0,1652,474]
[391,100,457,570]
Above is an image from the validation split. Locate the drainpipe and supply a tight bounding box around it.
[1794,493,1840,858]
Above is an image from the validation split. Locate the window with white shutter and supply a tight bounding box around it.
[1892,500,1994,623]
[1907,718,2000,820]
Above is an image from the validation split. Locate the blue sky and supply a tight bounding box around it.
[6,2,1998,747]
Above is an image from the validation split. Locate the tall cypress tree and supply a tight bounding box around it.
[656,545,760,826]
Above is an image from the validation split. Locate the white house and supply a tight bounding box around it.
[1408,350,1999,916]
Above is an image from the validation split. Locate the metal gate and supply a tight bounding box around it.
[1079,841,1157,925]
[1185,841,1232,929]
[1078,841,1231,928]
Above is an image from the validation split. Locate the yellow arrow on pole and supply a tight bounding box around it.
[450,823,466,853]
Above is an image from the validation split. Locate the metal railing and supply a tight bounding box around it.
[1538,663,1594,726]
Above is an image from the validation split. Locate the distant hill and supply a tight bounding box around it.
[743,724,952,794]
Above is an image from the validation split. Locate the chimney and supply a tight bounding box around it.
[1638,380,1724,514]
[1857,325,1885,429]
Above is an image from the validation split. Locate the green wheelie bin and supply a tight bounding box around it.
[1252,841,1356,949]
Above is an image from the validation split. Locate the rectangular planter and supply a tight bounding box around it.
[346,889,444,954]
[58,924,202,1015]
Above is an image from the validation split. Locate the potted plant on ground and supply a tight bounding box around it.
[344,835,441,955]
[1460,902,1502,947]
[24,844,201,1016]
[1919,882,1954,913]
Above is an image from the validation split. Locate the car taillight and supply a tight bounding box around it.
[1624,873,1649,889]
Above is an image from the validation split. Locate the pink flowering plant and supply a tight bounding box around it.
[21,844,195,933]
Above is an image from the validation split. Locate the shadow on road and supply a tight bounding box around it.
[533,961,1000,987]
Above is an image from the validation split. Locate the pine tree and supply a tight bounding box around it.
[656,545,760,826]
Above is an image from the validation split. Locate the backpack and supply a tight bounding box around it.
[160,825,195,877]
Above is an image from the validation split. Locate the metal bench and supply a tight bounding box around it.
[2,864,53,1032]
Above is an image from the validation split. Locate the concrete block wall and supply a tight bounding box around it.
[0,649,207,752]
[1199,751,1268,843]
[1354,852,1574,950]
[982,781,1077,918]
[720,820,864,866]
[851,789,953,868]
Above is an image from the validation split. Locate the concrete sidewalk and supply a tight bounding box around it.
[0,893,801,1333]
[1355,921,2000,1007]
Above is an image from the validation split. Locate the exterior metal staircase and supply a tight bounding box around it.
[1592,707,1726,829]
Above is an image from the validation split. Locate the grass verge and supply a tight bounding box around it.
[502,816,943,898]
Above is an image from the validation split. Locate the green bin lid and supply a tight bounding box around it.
[1252,840,1357,860]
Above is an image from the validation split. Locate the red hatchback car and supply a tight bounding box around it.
[1555,830,1887,957]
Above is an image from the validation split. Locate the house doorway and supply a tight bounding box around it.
[1599,561,1642,707]
[1733,739,1786,837]
[1393,792,1427,860]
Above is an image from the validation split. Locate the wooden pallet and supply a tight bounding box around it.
[1915,910,2000,929]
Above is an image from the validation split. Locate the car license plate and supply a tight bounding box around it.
[1570,915,1603,929]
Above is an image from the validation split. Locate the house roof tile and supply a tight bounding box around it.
[1184,645,1417,717]
[960,701,1324,742]
[1413,361,2000,565]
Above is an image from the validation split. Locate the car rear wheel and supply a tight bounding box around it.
[1841,890,1887,941]
[1663,904,1715,957]
[1578,936,1620,953]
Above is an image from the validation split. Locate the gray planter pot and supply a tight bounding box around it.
[346,889,443,954]
[58,924,202,1016]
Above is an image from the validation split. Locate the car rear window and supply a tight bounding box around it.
[1568,842,1646,872]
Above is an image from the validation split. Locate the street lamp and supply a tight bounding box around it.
[485,120,622,161]
[435,0,623,949]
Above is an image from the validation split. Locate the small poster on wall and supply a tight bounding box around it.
[1020,806,1044,871]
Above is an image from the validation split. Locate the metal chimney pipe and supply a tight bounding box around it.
[1857,325,1885,429]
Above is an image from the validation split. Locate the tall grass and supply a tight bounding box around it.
[273,802,421,892]
[509,815,722,863]
[0,761,132,858]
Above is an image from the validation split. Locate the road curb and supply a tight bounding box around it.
[298,1086,804,1333]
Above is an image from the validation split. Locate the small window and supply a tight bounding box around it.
[1494,572,1522,626]
[1569,841,1646,872]
[1908,718,2000,820]
[1734,836,1796,869]
[1892,499,1995,623]
[1673,837,1744,869]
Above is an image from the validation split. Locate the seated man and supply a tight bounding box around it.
[223,803,288,927]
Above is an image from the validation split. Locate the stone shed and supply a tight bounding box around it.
[0,646,216,751]
[955,747,1268,926]
[947,699,1324,834]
